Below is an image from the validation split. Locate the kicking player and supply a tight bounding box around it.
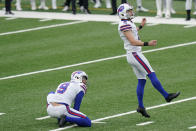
[47,71,91,127]
[117,3,180,118]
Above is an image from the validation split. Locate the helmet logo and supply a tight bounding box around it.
[72,71,82,77]
[117,6,124,13]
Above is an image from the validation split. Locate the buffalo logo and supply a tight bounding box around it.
[118,6,124,13]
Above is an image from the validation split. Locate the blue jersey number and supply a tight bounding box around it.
[57,82,70,94]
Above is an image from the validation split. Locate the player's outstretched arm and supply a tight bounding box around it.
[123,30,157,46]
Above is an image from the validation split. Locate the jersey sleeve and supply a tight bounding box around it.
[120,24,132,32]
[73,91,84,111]
[80,83,87,94]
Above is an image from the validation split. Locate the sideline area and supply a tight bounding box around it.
[0,10,196,26]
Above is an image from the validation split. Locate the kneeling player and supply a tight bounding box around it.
[47,71,91,127]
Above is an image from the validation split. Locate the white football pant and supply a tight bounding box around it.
[126,51,154,79]
[52,0,57,9]
[156,0,172,18]
[47,104,86,118]
[186,0,196,10]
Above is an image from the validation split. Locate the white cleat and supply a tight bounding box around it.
[15,3,22,11]
[31,6,36,10]
[193,11,196,15]
[136,6,149,12]
[43,6,49,10]
[80,6,84,12]
[52,6,57,10]
[94,2,101,8]
[156,12,162,18]
[16,6,22,11]
[62,6,69,11]
[156,15,162,18]
[38,5,43,9]
[38,5,49,10]
[165,14,171,19]
[171,8,176,14]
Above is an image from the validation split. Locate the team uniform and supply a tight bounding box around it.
[47,82,87,118]
[47,71,91,127]
[117,3,180,118]
[156,0,173,18]
[118,20,154,79]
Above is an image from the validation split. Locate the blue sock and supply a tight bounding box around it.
[137,79,146,108]
[148,72,169,98]
[66,116,91,127]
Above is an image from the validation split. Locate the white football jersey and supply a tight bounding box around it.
[47,82,87,106]
[118,20,142,52]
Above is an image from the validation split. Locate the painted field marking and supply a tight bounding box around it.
[0,20,88,36]
[0,41,196,81]
[147,23,160,26]
[5,17,18,20]
[184,25,196,28]
[36,116,51,120]
[92,121,106,124]
[40,19,53,22]
[136,121,154,126]
[37,96,196,131]
[0,113,5,116]
[111,22,118,25]
[188,126,196,129]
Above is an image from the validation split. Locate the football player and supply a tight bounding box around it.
[93,0,111,8]
[156,0,173,18]
[136,0,149,12]
[47,71,91,127]
[117,3,180,118]
[31,0,48,10]
[186,0,196,20]
[15,0,22,11]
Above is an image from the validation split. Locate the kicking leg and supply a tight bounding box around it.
[148,72,169,98]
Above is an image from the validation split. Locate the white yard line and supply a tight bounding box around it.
[111,22,118,25]
[0,41,196,81]
[36,116,51,120]
[5,17,18,20]
[188,126,196,129]
[0,20,87,36]
[0,113,5,116]
[136,121,154,126]
[49,96,196,131]
[184,25,196,28]
[92,121,106,124]
[146,23,160,26]
[39,19,53,22]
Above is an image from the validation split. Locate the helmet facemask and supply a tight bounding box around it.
[82,76,88,85]
[126,9,135,19]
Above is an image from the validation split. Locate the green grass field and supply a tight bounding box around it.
[0,2,196,130]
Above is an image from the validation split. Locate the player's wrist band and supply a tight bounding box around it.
[139,25,143,30]
[144,42,149,46]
